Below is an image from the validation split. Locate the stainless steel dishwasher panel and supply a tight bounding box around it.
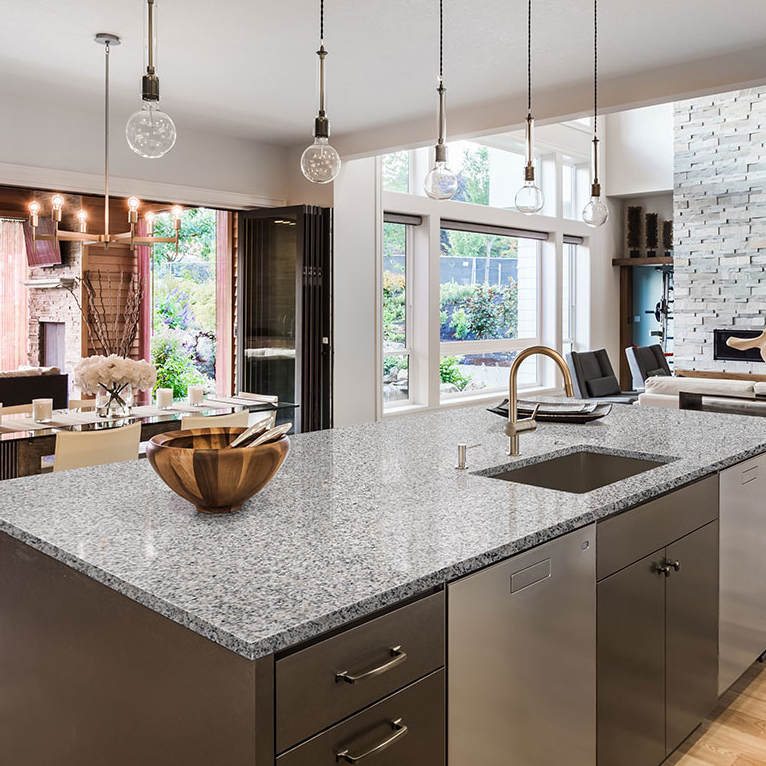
[719,455,766,695]
[448,525,596,766]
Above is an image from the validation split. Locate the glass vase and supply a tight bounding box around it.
[96,385,134,418]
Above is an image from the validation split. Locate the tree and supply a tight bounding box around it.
[382,152,409,193]
[153,208,216,265]
[455,145,490,205]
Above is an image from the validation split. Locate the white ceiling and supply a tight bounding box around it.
[3,0,766,154]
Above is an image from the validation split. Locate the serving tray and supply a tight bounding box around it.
[487,398,613,423]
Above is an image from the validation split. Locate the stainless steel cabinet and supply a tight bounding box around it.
[597,517,719,766]
[448,525,596,766]
[719,455,766,695]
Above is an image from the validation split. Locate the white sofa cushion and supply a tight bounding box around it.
[637,392,680,408]
[754,382,766,396]
[644,376,754,396]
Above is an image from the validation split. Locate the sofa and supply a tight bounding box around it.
[0,367,69,410]
[638,375,766,410]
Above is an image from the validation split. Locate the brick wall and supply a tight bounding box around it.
[26,192,83,378]
[674,88,766,372]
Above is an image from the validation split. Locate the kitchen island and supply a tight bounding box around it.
[1,402,765,765]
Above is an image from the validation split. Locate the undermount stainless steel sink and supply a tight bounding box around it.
[481,448,671,494]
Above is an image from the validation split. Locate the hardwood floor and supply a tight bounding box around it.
[664,662,766,766]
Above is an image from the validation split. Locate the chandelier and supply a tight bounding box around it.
[28,33,180,251]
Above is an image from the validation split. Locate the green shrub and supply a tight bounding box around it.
[450,308,469,339]
[440,356,471,390]
[151,330,205,398]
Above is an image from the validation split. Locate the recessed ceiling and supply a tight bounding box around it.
[3,0,766,152]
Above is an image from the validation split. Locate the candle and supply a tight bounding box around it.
[32,398,53,422]
[156,388,173,409]
[188,385,204,406]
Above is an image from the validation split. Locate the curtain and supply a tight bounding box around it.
[136,219,151,363]
[215,211,232,396]
[0,220,28,372]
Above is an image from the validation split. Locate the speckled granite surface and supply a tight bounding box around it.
[1,402,765,660]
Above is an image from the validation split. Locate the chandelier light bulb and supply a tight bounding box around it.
[126,101,177,159]
[171,205,183,220]
[424,160,458,200]
[145,210,156,235]
[301,136,342,184]
[128,196,140,212]
[28,201,41,215]
[51,194,64,210]
[77,209,88,233]
[582,195,609,228]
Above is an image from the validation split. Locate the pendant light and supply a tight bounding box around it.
[423,0,458,200]
[126,0,177,159]
[582,0,609,227]
[300,0,342,184]
[515,0,544,214]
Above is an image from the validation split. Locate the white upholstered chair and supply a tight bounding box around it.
[181,409,250,430]
[53,422,141,472]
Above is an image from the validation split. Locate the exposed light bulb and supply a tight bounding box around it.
[424,160,458,200]
[28,201,41,215]
[582,196,609,228]
[515,180,544,214]
[51,194,64,210]
[77,209,88,233]
[171,205,183,220]
[128,196,140,211]
[145,210,156,235]
[301,137,342,184]
[126,101,177,159]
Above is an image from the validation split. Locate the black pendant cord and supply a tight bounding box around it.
[320,0,324,43]
[593,0,598,127]
[527,0,531,113]
[439,0,444,81]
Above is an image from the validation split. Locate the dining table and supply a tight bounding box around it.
[0,396,298,480]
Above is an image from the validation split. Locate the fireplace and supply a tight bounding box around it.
[713,329,765,363]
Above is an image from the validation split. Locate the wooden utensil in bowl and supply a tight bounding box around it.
[146,427,289,514]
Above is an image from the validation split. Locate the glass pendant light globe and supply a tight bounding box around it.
[582,196,609,227]
[515,180,544,214]
[301,137,342,184]
[424,161,458,200]
[126,101,177,159]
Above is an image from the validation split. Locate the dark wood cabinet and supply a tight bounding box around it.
[597,477,719,766]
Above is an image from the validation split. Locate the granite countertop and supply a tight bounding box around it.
[1,402,765,660]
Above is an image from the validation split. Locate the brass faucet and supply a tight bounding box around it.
[505,345,574,456]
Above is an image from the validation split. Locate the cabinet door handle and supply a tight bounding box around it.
[335,718,408,763]
[670,560,681,572]
[335,646,407,684]
[657,563,672,577]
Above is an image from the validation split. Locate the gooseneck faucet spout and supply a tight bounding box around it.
[505,346,574,456]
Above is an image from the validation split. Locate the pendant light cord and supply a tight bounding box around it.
[320,0,324,43]
[439,0,443,81]
[527,0,531,113]
[593,0,598,126]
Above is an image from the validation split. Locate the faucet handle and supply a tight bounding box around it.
[528,403,541,421]
[456,443,481,470]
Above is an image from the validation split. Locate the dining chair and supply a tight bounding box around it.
[238,391,278,428]
[53,422,141,472]
[181,409,250,430]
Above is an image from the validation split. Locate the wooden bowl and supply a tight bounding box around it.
[146,427,290,514]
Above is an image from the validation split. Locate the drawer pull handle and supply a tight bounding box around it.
[335,646,407,684]
[335,718,408,763]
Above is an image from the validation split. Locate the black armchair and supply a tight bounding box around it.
[625,344,671,389]
[565,349,638,404]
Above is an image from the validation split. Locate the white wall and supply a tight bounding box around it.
[605,104,674,197]
[0,91,290,208]
[332,157,380,427]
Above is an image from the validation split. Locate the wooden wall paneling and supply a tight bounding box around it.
[619,265,634,391]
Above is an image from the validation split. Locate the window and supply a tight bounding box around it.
[382,219,411,405]
[151,208,218,396]
[439,224,541,399]
[562,157,591,220]
[382,151,410,193]
[562,242,578,354]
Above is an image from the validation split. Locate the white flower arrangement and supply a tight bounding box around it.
[74,355,157,395]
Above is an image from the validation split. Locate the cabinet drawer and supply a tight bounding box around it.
[597,475,718,581]
[277,670,444,766]
[276,591,444,752]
